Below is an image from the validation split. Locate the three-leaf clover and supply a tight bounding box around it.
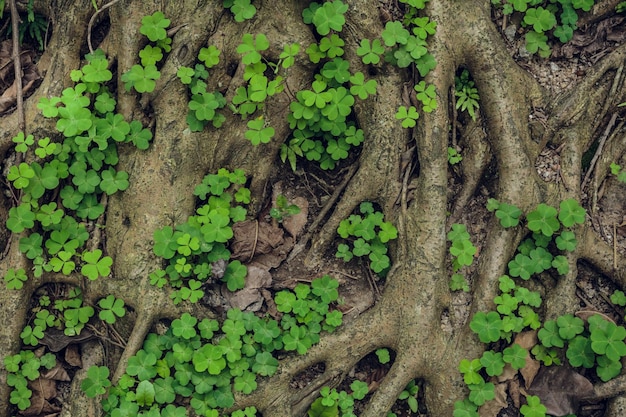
[98,295,126,324]
[81,365,111,397]
[526,203,559,237]
[395,105,419,128]
[81,249,113,280]
[140,11,171,41]
[356,38,384,64]
[470,311,503,343]
[245,117,275,145]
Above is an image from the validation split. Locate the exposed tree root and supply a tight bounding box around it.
[1,1,626,416]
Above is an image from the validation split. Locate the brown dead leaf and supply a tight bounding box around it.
[520,354,540,390]
[231,221,284,260]
[514,330,538,350]
[64,344,82,367]
[24,377,61,416]
[478,382,508,417]
[497,363,517,383]
[282,196,309,237]
[40,328,95,352]
[527,366,594,416]
[0,40,41,114]
[222,262,273,311]
[509,377,521,409]
[42,363,71,382]
[253,236,294,270]
[576,310,615,324]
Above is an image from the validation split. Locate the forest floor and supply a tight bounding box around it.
[2,5,626,417]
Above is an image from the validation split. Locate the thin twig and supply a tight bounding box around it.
[248,220,259,263]
[582,112,617,191]
[287,164,358,262]
[87,0,123,54]
[614,222,618,270]
[10,0,24,132]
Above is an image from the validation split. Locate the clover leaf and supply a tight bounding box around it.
[494,202,522,228]
[245,117,275,145]
[4,268,28,290]
[81,365,111,398]
[349,72,377,100]
[551,255,569,275]
[382,20,410,46]
[538,320,564,348]
[589,315,626,362]
[98,295,126,324]
[223,260,247,291]
[611,290,626,307]
[558,198,586,227]
[193,344,226,374]
[596,354,622,382]
[127,349,158,381]
[8,163,35,189]
[555,230,577,251]
[140,11,170,42]
[479,350,505,376]
[524,7,557,32]
[12,132,36,153]
[526,203,559,236]
[502,343,527,370]
[122,64,160,93]
[198,45,220,68]
[237,33,269,65]
[139,45,163,66]
[357,38,385,64]
[310,0,348,35]
[395,105,419,128]
[100,168,129,194]
[312,275,339,304]
[81,249,113,280]
[525,31,551,57]
[321,57,351,83]
[56,105,93,137]
[450,239,477,268]
[82,57,113,83]
[7,204,36,233]
[468,381,495,406]
[470,311,502,343]
[458,358,483,385]
[521,395,547,417]
[228,0,257,22]
[566,335,595,368]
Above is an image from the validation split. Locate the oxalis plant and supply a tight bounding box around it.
[335,202,398,276]
[308,348,420,417]
[81,275,344,416]
[452,198,626,417]
[2,38,154,410]
[491,0,598,57]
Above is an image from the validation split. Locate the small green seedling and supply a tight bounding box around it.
[455,69,480,121]
[398,380,419,413]
[270,195,301,223]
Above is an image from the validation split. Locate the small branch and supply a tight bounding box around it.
[582,112,617,192]
[9,0,24,133]
[87,0,123,54]
[287,164,358,262]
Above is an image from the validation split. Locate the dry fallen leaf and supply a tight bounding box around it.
[478,381,508,417]
[527,365,594,416]
[282,196,308,237]
[231,220,284,260]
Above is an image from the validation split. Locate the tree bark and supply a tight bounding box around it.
[1,0,625,416]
